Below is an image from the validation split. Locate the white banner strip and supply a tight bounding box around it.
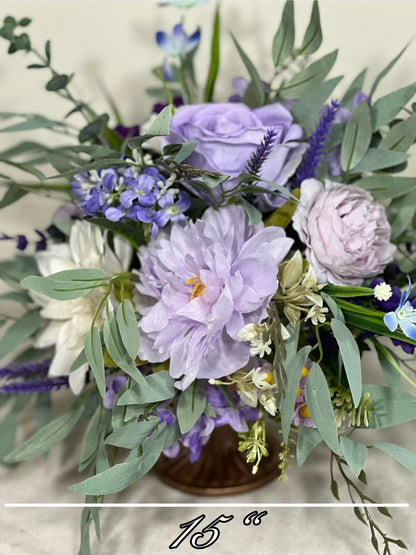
[4,503,410,508]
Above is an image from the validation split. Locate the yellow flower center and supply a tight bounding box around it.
[299,405,311,418]
[186,276,206,300]
[263,371,274,385]
[301,366,309,377]
[296,386,301,397]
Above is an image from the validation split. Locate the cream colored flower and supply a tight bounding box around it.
[33,221,132,394]
[373,282,393,302]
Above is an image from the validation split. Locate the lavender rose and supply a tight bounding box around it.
[292,179,396,285]
[163,102,306,209]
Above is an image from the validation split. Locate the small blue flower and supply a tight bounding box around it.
[153,191,191,228]
[384,279,416,341]
[156,23,200,57]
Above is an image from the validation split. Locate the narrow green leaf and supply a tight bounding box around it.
[296,424,322,466]
[4,404,84,463]
[371,82,416,131]
[321,292,345,323]
[374,443,416,472]
[105,418,158,449]
[79,114,109,143]
[34,392,52,432]
[117,371,175,406]
[353,175,416,201]
[44,152,75,174]
[330,478,340,501]
[0,115,62,133]
[103,313,147,387]
[79,405,104,471]
[203,6,220,102]
[351,148,408,173]
[127,104,172,149]
[379,112,416,152]
[341,101,372,173]
[343,309,416,346]
[388,189,416,239]
[69,425,167,495]
[322,285,374,298]
[84,328,105,398]
[70,348,87,373]
[360,385,416,429]
[116,300,141,360]
[0,310,42,361]
[45,40,51,63]
[373,341,401,388]
[304,364,341,455]
[272,1,295,67]
[291,77,343,134]
[240,198,262,225]
[177,381,206,434]
[331,318,362,407]
[172,141,199,164]
[231,34,265,107]
[0,185,27,209]
[280,345,312,442]
[279,50,338,100]
[340,436,368,478]
[21,268,106,301]
[369,42,410,102]
[299,0,322,56]
[0,411,18,462]
[341,69,367,110]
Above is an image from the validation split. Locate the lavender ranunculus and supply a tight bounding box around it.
[134,204,293,389]
[163,102,306,209]
[292,179,396,285]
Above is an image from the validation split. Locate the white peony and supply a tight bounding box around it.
[32,221,132,394]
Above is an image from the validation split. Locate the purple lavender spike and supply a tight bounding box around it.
[246,128,278,176]
[0,376,69,394]
[0,360,50,381]
[295,99,340,186]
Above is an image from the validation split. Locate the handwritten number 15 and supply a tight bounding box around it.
[169,514,234,550]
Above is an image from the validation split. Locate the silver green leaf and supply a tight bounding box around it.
[116,300,141,361]
[0,310,42,361]
[304,364,341,455]
[84,327,105,398]
[359,385,416,429]
[272,0,295,67]
[105,418,158,449]
[351,148,408,173]
[296,424,322,466]
[340,436,368,478]
[379,111,416,152]
[371,82,416,131]
[177,380,206,434]
[374,442,416,473]
[331,318,362,407]
[353,175,416,201]
[231,34,265,107]
[117,371,175,406]
[340,101,372,173]
[299,0,322,57]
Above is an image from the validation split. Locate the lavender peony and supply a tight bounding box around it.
[292,179,396,285]
[134,204,293,389]
[163,102,306,209]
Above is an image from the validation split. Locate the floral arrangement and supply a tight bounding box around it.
[1,1,416,553]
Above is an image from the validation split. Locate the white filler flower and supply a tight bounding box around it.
[32,221,132,393]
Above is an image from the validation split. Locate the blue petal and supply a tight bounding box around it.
[399,319,416,341]
[399,276,412,309]
[185,28,201,53]
[384,311,398,332]
[172,23,185,37]
[156,31,169,49]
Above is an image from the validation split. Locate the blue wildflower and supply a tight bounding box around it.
[156,23,200,57]
[153,191,191,228]
[384,279,416,341]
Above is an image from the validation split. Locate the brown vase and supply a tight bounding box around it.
[154,425,282,495]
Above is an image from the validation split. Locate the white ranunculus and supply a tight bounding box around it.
[33,220,132,394]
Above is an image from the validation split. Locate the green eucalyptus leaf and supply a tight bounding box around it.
[105,418,158,449]
[369,42,410,102]
[279,50,338,100]
[203,6,220,102]
[69,348,87,373]
[280,345,312,442]
[296,424,322,466]
[0,310,42,361]
[0,411,18,462]
[79,405,104,471]
[44,152,75,174]
[116,300,140,361]
[21,268,106,301]
[379,112,416,152]
[341,101,372,173]
[360,385,416,429]
[341,69,367,110]
[321,292,345,323]
[4,404,84,463]
[373,340,402,388]
[84,327,105,398]
[103,313,147,387]
[340,436,368,478]
[299,0,322,56]
[0,115,63,133]
[371,82,416,131]
[374,442,416,472]
[79,115,109,143]
[117,371,175,406]
[388,188,416,239]
[304,364,341,455]
[127,105,172,149]
[351,148,408,173]
[272,0,295,67]
[291,77,343,135]
[353,175,416,201]
[177,380,206,434]
[240,198,262,225]
[34,392,52,432]
[231,34,265,107]
[46,74,69,91]
[331,318,362,407]
[0,185,28,209]
[0,255,38,286]
[171,141,199,164]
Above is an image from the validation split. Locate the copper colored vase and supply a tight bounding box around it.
[154,425,282,495]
